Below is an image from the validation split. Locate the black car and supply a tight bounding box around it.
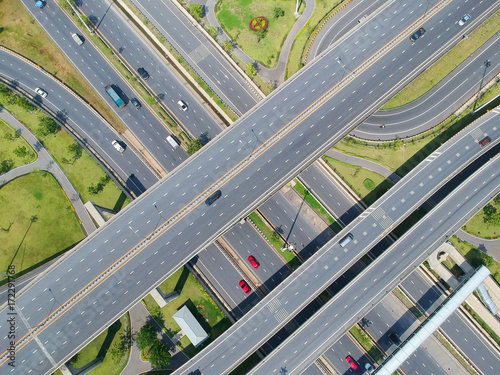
[410,27,426,42]
[137,67,149,79]
[130,97,141,109]
[388,332,401,346]
[205,190,222,206]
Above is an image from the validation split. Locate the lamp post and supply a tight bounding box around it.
[472,60,491,114]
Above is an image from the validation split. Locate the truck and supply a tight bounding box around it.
[35,1,45,8]
[105,85,126,108]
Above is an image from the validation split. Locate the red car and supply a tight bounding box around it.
[239,280,251,294]
[346,355,359,371]
[248,256,260,269]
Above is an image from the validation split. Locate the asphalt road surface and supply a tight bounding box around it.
[130,0,262,115]
[2,1,498,373]
[22,0,189,172]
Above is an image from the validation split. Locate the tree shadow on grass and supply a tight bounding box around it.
[97,319,122,359]
[112,191,128,211]
[0,240,83,287]
[173,266,190,293]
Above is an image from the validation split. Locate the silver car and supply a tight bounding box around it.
[458,14,471,26]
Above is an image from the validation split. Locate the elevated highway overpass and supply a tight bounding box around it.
[1,0,499,373]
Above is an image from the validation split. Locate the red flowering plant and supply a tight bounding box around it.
[249,17,268,33]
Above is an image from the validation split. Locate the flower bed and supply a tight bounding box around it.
[249,16,268,32]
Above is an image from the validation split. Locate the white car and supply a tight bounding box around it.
[177,100,188,111]
[112,140,124,153]
[35,87,48,98]
[458,14,471,26]
[365,362,375,374]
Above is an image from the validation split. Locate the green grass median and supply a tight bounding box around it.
[0,173,85,279]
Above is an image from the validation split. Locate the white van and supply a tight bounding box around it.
[166,135,180,149]
[339,233,353,248]
[71,33,84,46]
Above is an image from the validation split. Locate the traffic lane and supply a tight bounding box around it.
[402,346,448,375]
[354,35,500,139]
[6,0,498,368]
[441,311,500,374]
[324,334,370,375]
[21,0,188,172]
[81,0,224,140]
[222,222,292,291]
[401,270,445,313]
[248,156,500,374]
[311,0,389,59]
[298,162,364,226]
[301,363,326,375]
[353,16,500,138]
[130,0,260,115]
[402,270,500,374]
[0,50,157,193]
[8,103,498,359]
[364,293,420,352]
[259,192,336,260]
[192,245,260,319]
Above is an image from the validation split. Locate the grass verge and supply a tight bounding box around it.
[449,237,500,284]
[142,266,231,358]
[0,173,85,279]
[69,314,130,375]
[293,179,341,233]
[384,10,500,109]
[350,326,384,362]
[0,90,128,210]
[392,287,425,322]
[0,118,36,169]
[215,0,302,68]
[335,76,500,178]
[120,0,238,124]
[462,303,500,346]
[322,157,394,206]
[248,212,301,269]
[461,193,500,239]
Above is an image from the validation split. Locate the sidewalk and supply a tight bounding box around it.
[0,110,96,235]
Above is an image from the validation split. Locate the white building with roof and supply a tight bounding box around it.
[172,305,209,347]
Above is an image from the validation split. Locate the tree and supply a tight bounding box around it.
[274,7,285,19]
[134,323,157,351]
[189,4,203,21]
[222,40,234,53]
[38,117,60,136]
[68,143,82,161]
[245,62,257,78]
[4,131,19,141]
[149,340,171,369]
[208,26,218,38]
[187,138,203,156]
[0,159,14,174]
[13,146,29,158]
[15,96,34,111]
[483,204,497,223]
[109,332,130,363]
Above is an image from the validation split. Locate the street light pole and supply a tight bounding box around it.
[472,60,491,114]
